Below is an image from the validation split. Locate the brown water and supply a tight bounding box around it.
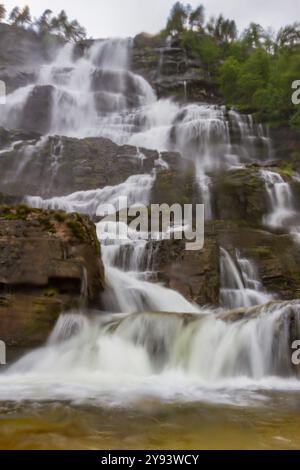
[1,395,300,450]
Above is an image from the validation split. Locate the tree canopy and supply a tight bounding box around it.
[0,3,86,42]
[165,2,300,129]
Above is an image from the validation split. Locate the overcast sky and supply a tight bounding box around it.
[3,0,300,38]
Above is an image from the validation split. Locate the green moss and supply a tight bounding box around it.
[279,162,294,177]
[43,288,59,298]
[54,211,67,223]
[252,246,272,258]
[67,220,87,241]
[0,204,32,220]
[38,214,56,234]
[0,296,10,307]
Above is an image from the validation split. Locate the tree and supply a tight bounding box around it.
[51,9,68,37]
[0,4,6,22]
[51,10,86,42]
[206,15,237,43]
[9,5,31,27]
[35,9,53,35]
[189,5,205,31]
[198,36,220,73]
[243,23,265,48]
[17,5,32,27]
[276,23,300,49]
[64,19,86,41]
[9,6,20,25]
[219,57,241,103]
[166,2,189,36]
[237,48,271,108]
[222,19,237,43]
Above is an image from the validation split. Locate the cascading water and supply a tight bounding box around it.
[220,248,273,309]
[0,301,299,406]
[1,40,271,206]
[1,38,300,411]
[261,170,300,239]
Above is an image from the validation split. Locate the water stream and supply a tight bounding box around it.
[0,39,300,448]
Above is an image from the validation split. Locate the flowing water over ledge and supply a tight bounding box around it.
[1,38,300,450]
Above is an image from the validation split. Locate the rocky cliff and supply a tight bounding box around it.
[0,24,300,316]
[0,206,105,346]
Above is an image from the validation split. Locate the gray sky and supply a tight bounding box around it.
[3,0,300,38]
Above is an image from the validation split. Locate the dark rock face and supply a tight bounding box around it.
[269,125,300,173]
[0,130,181,198]
[151,161,200,206]
[0,24,63,93]
[0,206,105,347]
[211,168,269,225]
[132,33,220,102]
[151,221,300,306]
[151,232,220,306]
[20,85,54,134]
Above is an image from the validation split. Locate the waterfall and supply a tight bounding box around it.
[261,170,300,239]
[28,163,201,315]
[220,248,273,309]
[1,40,271,206]
[2,38,300,407]
[0,301,299,405]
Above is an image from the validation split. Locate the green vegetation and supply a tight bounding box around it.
[0,204,32,220]
[67,218,87,241]
[164,3,300,129]
[0,3,86,41]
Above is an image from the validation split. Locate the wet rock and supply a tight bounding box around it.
[0,206,105,347]
[211,168,269,226]
[0,132,181,198]
[132,34,220,102]
[20,85,54,134]
[0,24,63,93]
[150,221,300,307]
[151,160,200,206]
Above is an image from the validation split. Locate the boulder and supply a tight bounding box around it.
[0,206,105,346]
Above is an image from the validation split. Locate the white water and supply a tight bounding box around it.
[1,39,300,407]
[261,170,300,239]
[0,302,299,406]
[1,41,271,208]
[220,248,273,309]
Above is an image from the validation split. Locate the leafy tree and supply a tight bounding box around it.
[9,5,31,27]
[17,5,31,27]
[198,36,220,72]
[0,4,6,22]
[276,23,300,49]
[51,9,68,37]
[9,6,20,25]
[51,10,86,42]
[64,19,86,41]
[236,48,271,108]
[189,5,205,31]
[166,2,189,36]
[35,9,53,35]
[242,23,265,49]
[206,15,237,43]
[219,57,241,103]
